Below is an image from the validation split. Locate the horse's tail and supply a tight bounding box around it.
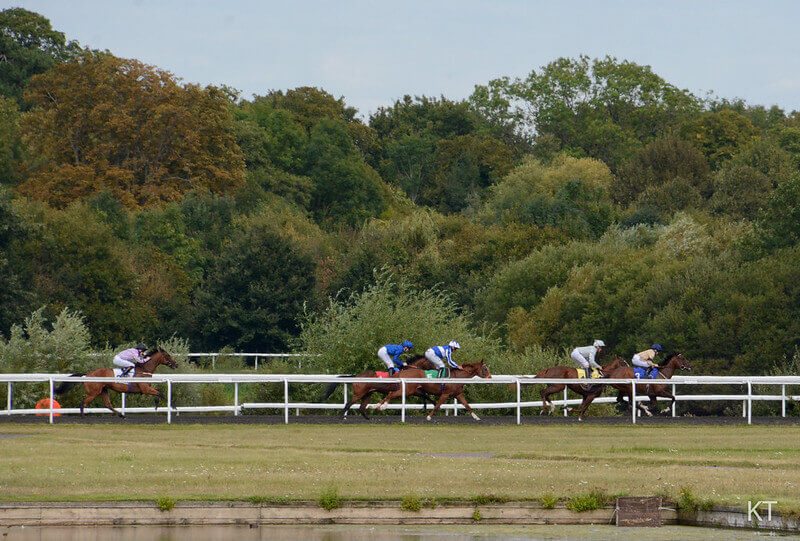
[54,374,85,395]
[320,375,355,401]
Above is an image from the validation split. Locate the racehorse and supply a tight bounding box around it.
[54,348,178,417]
[373,360,492,421]
[534,355,629,421]
[606,352,692,417]
[320,355,436,419]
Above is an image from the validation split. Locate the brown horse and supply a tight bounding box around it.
[373,361,492,421]
[607,352,692,417]
[54,348,178,417]
[534,355,629,421]
[320,355,436,419]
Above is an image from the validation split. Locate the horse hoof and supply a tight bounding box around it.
[661,408,670,414]
[426,415,432,421]
[578,417,584,422]
[470,412,481,421]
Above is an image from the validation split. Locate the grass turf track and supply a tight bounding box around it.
[1,423,798,510]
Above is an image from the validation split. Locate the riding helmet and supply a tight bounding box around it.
[135,343,147,351]
[449,341,461,349]
[401,340,413,349]
[593,339,605,347]
[651,343,663,352]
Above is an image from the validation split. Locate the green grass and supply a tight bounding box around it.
[1,423,799,507]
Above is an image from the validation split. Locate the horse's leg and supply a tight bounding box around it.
[455,393,480,421]
[635,385,652,417]
[81,383,101,415]
[100,389,124,417]
[654,387,674,415]
[376,388,406,411]
[541,384,565,415]
[576,388,601,422]
[357,391,376,419]
[425,393,448,421]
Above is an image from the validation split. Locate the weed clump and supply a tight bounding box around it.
[566,489,607,512]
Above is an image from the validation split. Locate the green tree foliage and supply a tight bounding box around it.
[614,136,711,210]
[0,8,81,105]
[368,95,519,212]
[679,109,759,168]
[0,187,36,333]
[195,225,316,352]
[0,96,23,185]
[471,56,701,169]
[480,155,617,238]
[17,53,245,208]
[755,176,800,250]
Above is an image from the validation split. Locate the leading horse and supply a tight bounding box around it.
[54,348,178,417]
[534,355,629,421]
[606,352,692,417]
[320,355,435,419]
[373,360,492,421]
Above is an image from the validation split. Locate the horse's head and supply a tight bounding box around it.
[672,353,691,372]
[151,348,178,370]
[463,360,491,379]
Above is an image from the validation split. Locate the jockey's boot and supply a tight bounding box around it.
[388,367,397,376]
[437,367,444,379]
[121,366,132,378]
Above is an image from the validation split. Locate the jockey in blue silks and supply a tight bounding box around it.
[377,341,413,375]
[424,341,462,377]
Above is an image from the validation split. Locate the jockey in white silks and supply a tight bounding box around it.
[113,343,148,376]
[570,340,605,377]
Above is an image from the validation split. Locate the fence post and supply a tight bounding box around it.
[234,382,239,416]
[747,380,752,425]
[121,392,126,417]
[401,379,406,423]
[563,386,568,416]
[782,384,786,418]
[671,383,676,418]
[212,354,216,371]
[49,377,54,424]
[167,380,172,424]
[284,379,289,424]
[631,381,636,425]
[7,381,11,414]
[453,398,458,416]
[343,383,348,409]
[516,379,521,425]
[254,356,259,371]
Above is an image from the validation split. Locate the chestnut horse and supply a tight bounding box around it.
[606,352,692,417]
[54,348,178,417]
[373,361,492,421]
[320,355,435,419]
[534,355,629,421]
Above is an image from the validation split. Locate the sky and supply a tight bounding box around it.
[14,0,800,117]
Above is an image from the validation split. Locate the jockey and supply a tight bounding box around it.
[632,344,663,377]
[571,340,605,377]
[113,343,149,377]
[424,341,462,378]
[377,341,413,375]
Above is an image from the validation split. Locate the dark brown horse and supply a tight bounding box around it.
[607,352,692,417]
[54,348,178,417]
[320,355,435,419]
[534,355,629,421]
[373,361,492,421]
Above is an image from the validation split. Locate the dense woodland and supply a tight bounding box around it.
[2,8,800,381]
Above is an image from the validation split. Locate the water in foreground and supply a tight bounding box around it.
[2,524,798,540]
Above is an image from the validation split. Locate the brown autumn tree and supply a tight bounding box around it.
[17,52,244,208]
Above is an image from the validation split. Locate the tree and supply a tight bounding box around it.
[195,227,316,352]
[470,56,702,169]
[0,96,23,185]
[679,109,759,168]
[0,8,80,105]
[17,53,245,208]
[614,136,711,211]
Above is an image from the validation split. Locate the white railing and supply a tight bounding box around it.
[86,353,316,370]
[2,374,799,426]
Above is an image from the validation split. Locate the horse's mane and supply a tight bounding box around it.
[658,352,679,367]
[408,354,426,362]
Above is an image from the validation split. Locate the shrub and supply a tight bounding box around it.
[401,496,421,512]
[156,497,176,512]
[566,489,607,512]
[318,486,340,511]
[539,494,558,509]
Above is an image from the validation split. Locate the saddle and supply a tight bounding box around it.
[375,371,390,378]
[576,368,601,380]
[633,367,659,380]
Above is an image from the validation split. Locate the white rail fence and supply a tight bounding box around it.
[2,374,800,425]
